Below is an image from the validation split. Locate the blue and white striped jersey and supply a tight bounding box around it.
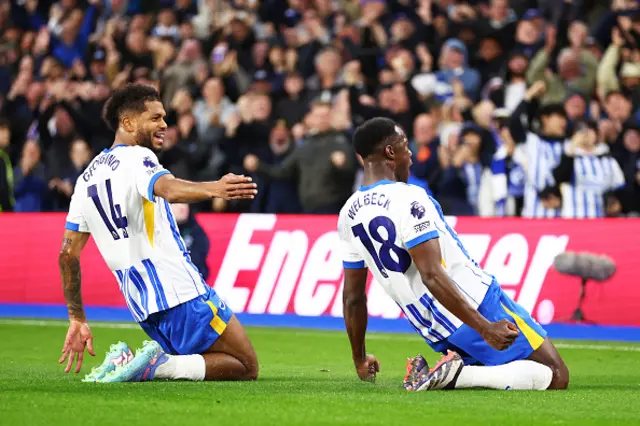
[558,146,626,218]
[522,133,567,218]
[338,181,493,344]
[65,144,208,322]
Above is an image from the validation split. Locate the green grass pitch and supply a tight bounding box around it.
[1,319,640,426]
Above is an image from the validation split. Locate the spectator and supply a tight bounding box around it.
[38,88,84,181]
[475,34,506,87]
[2,71,45,162]
[193,77,237,137]
[250,120,302,214]
[436,126,484,215]
[222,92,273,178]
[13,139,48,212]
[484,109,527,217]
[121,29,154,70]
[152,8,180,41]
[512,9,544,58]
[485,50,529,114]
[527,26,598,104]
[543,121,626,218]
[478,0,517,48]
[564,92,589,127]
[349,79,423,139]
[600,91,634,143]
[49,137,92,211]
[49,5,98,68]
[244,102,357,214]
[508,81,569,218]
[612,124,640,215]
[331,88,353,133]
[275,72,309,128]
[467,99,500,167]
[306,47,345,101]
[411,38,482,102]
[161,39,206,107]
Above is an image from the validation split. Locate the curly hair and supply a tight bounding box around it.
[102,84,161,132]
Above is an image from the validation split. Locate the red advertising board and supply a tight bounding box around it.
[1,213,639,326]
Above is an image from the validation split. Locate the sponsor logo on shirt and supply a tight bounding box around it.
[414,221,431,233]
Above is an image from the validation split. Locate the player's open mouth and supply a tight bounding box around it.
[154,131,165,143]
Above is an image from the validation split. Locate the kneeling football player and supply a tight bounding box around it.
[58,85,259,382]
[338,118,569,390]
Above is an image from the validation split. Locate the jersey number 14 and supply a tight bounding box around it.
[352,216,411,278]
[88,179,129,240]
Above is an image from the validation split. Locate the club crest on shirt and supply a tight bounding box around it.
[143,156,157,169]
[410,201,426,219]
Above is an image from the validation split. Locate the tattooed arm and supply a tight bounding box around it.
[58,229,95,373]
[58,229,91,321]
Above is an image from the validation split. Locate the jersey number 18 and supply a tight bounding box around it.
[352,216,411,278]
[88,178,129,240]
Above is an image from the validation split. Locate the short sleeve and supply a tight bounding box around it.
[399,188,440,249]
[133,148,171,202]
[65,183,90,233]
[337,213,366,269]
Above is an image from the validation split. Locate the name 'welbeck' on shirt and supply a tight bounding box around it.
[347,191,391,220]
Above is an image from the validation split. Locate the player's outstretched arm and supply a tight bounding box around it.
[343,267,379,382]
[408,240,519,351]
[153,173,258,203]
[58,229,96,373]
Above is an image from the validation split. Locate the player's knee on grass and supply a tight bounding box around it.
[548,360,569,390]
[234,345,258,381]
[244,355,259,381]
[543,352,570,390]
[229,324,258,381]
[206,315,259,381]
[528,338,569,390]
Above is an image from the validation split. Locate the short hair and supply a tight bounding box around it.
[0,118,10,130]
[102,84,161,131]
[314,47,340,67]
[353,117,403,159]
[557,48,577,66]
[539,103,566,119]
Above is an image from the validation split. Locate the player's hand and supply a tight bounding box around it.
[480,319,519,351]
[355,354,380,382]
[213,173,258,200]
[59,320,95,373]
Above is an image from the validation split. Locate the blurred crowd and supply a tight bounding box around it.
[0,0,639,218]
